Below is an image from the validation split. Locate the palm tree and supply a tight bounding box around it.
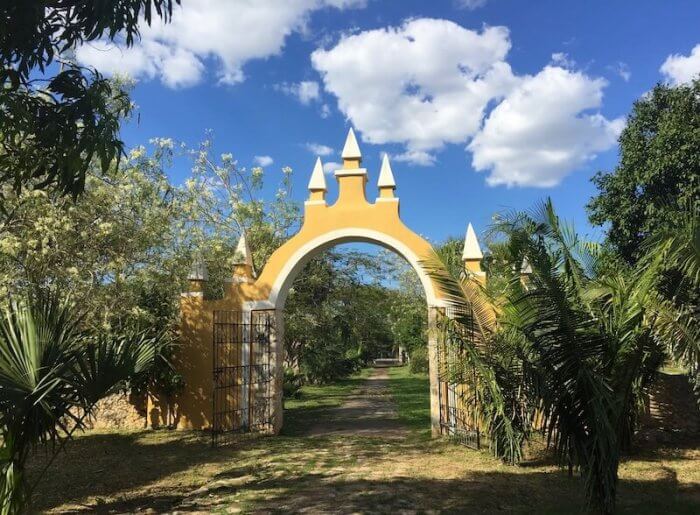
[425,199,699,514]
[426,240,528,466]
[0,294,167,514]
[640,203,700,403]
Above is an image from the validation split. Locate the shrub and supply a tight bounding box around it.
[409,346,429,374]
[283,368,303,399]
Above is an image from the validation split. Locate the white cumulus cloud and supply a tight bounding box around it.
[254,155,274,167]
[276,81,321,104]
[323,161,343,174]
[393,150,436,166]
[609,61,631,82]
[455,0,488,10]
[312,19,518,165]
[660,44,700,85]
[306,143,334,156]
[76,0,366,88]
[313,18,622,186]
[469,66,624,187]
[550,52,576,70]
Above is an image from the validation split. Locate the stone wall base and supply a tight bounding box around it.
[86,392,147,430]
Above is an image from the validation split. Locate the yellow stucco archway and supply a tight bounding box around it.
[158,129,484,437]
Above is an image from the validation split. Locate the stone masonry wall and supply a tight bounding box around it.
[85,392,147,430]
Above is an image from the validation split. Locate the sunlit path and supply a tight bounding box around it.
[306,367,408,438]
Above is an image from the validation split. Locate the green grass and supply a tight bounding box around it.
[282,367,373,436]
[386,365,431,434]
[26,365,700,514]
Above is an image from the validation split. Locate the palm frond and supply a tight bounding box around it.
[0,294,165,514]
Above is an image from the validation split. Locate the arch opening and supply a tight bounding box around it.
[274,238,432,435]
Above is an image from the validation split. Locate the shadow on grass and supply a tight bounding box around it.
[29,428,700,514]
[27,430,225,512]
[28,365,700,514]
[193,470,700,515]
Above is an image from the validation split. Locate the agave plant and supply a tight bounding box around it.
[0,294,165,514]
[425,198,699,514]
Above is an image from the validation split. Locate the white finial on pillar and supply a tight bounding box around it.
[462,223,483,261]
[521,257,533,275]
[341,128,362,166]
[308,157,327,192]
[233,233,254,268]
[377,153,397,200]
[378,153,396,189]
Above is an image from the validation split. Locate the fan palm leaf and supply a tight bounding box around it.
[0,294,164,514]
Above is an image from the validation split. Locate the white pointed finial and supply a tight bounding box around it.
[341,128,361,160]
[378,153,396,189]
[521,257,533,274]
[462,223,483,261]
[308,157,327,191]
[233,233,254,267]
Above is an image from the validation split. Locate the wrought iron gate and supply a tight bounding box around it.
[436,306,482,449]
[212,309,274,445]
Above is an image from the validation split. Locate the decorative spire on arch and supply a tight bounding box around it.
[341,127,362,168]
[377,153,396,199]
[229,231,256,282]
[307,156,327,203]
[462,222,483,260]
[234,233,253,265]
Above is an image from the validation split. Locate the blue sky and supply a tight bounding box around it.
[76,0,700,246]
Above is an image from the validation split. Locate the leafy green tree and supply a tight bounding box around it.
[0,142,193,331]
[588,79,700,263]
[284,250,388,383]
[0,139,197,406]
[181,134,300,299]
[284,249,426,384]
[0,1,179,197]
[283,253,336,372]
[638,204,700,403]
[382,250,428,368]
[1,128,298,401]
[435,237,466,279]
[0,294,168,514]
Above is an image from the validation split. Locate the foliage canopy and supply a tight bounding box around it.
[0,1,179,197]
[588,79,700,263]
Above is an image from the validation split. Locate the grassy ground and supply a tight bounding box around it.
[386,365,431,434]
[28,366,700,514]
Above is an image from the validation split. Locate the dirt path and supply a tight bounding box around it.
[306,366,408,438]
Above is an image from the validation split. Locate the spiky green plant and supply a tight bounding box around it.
[0,294,165,514]
[425,198,698,514]
[639,203,700,403]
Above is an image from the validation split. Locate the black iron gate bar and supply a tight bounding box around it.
[212,309,274,446]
